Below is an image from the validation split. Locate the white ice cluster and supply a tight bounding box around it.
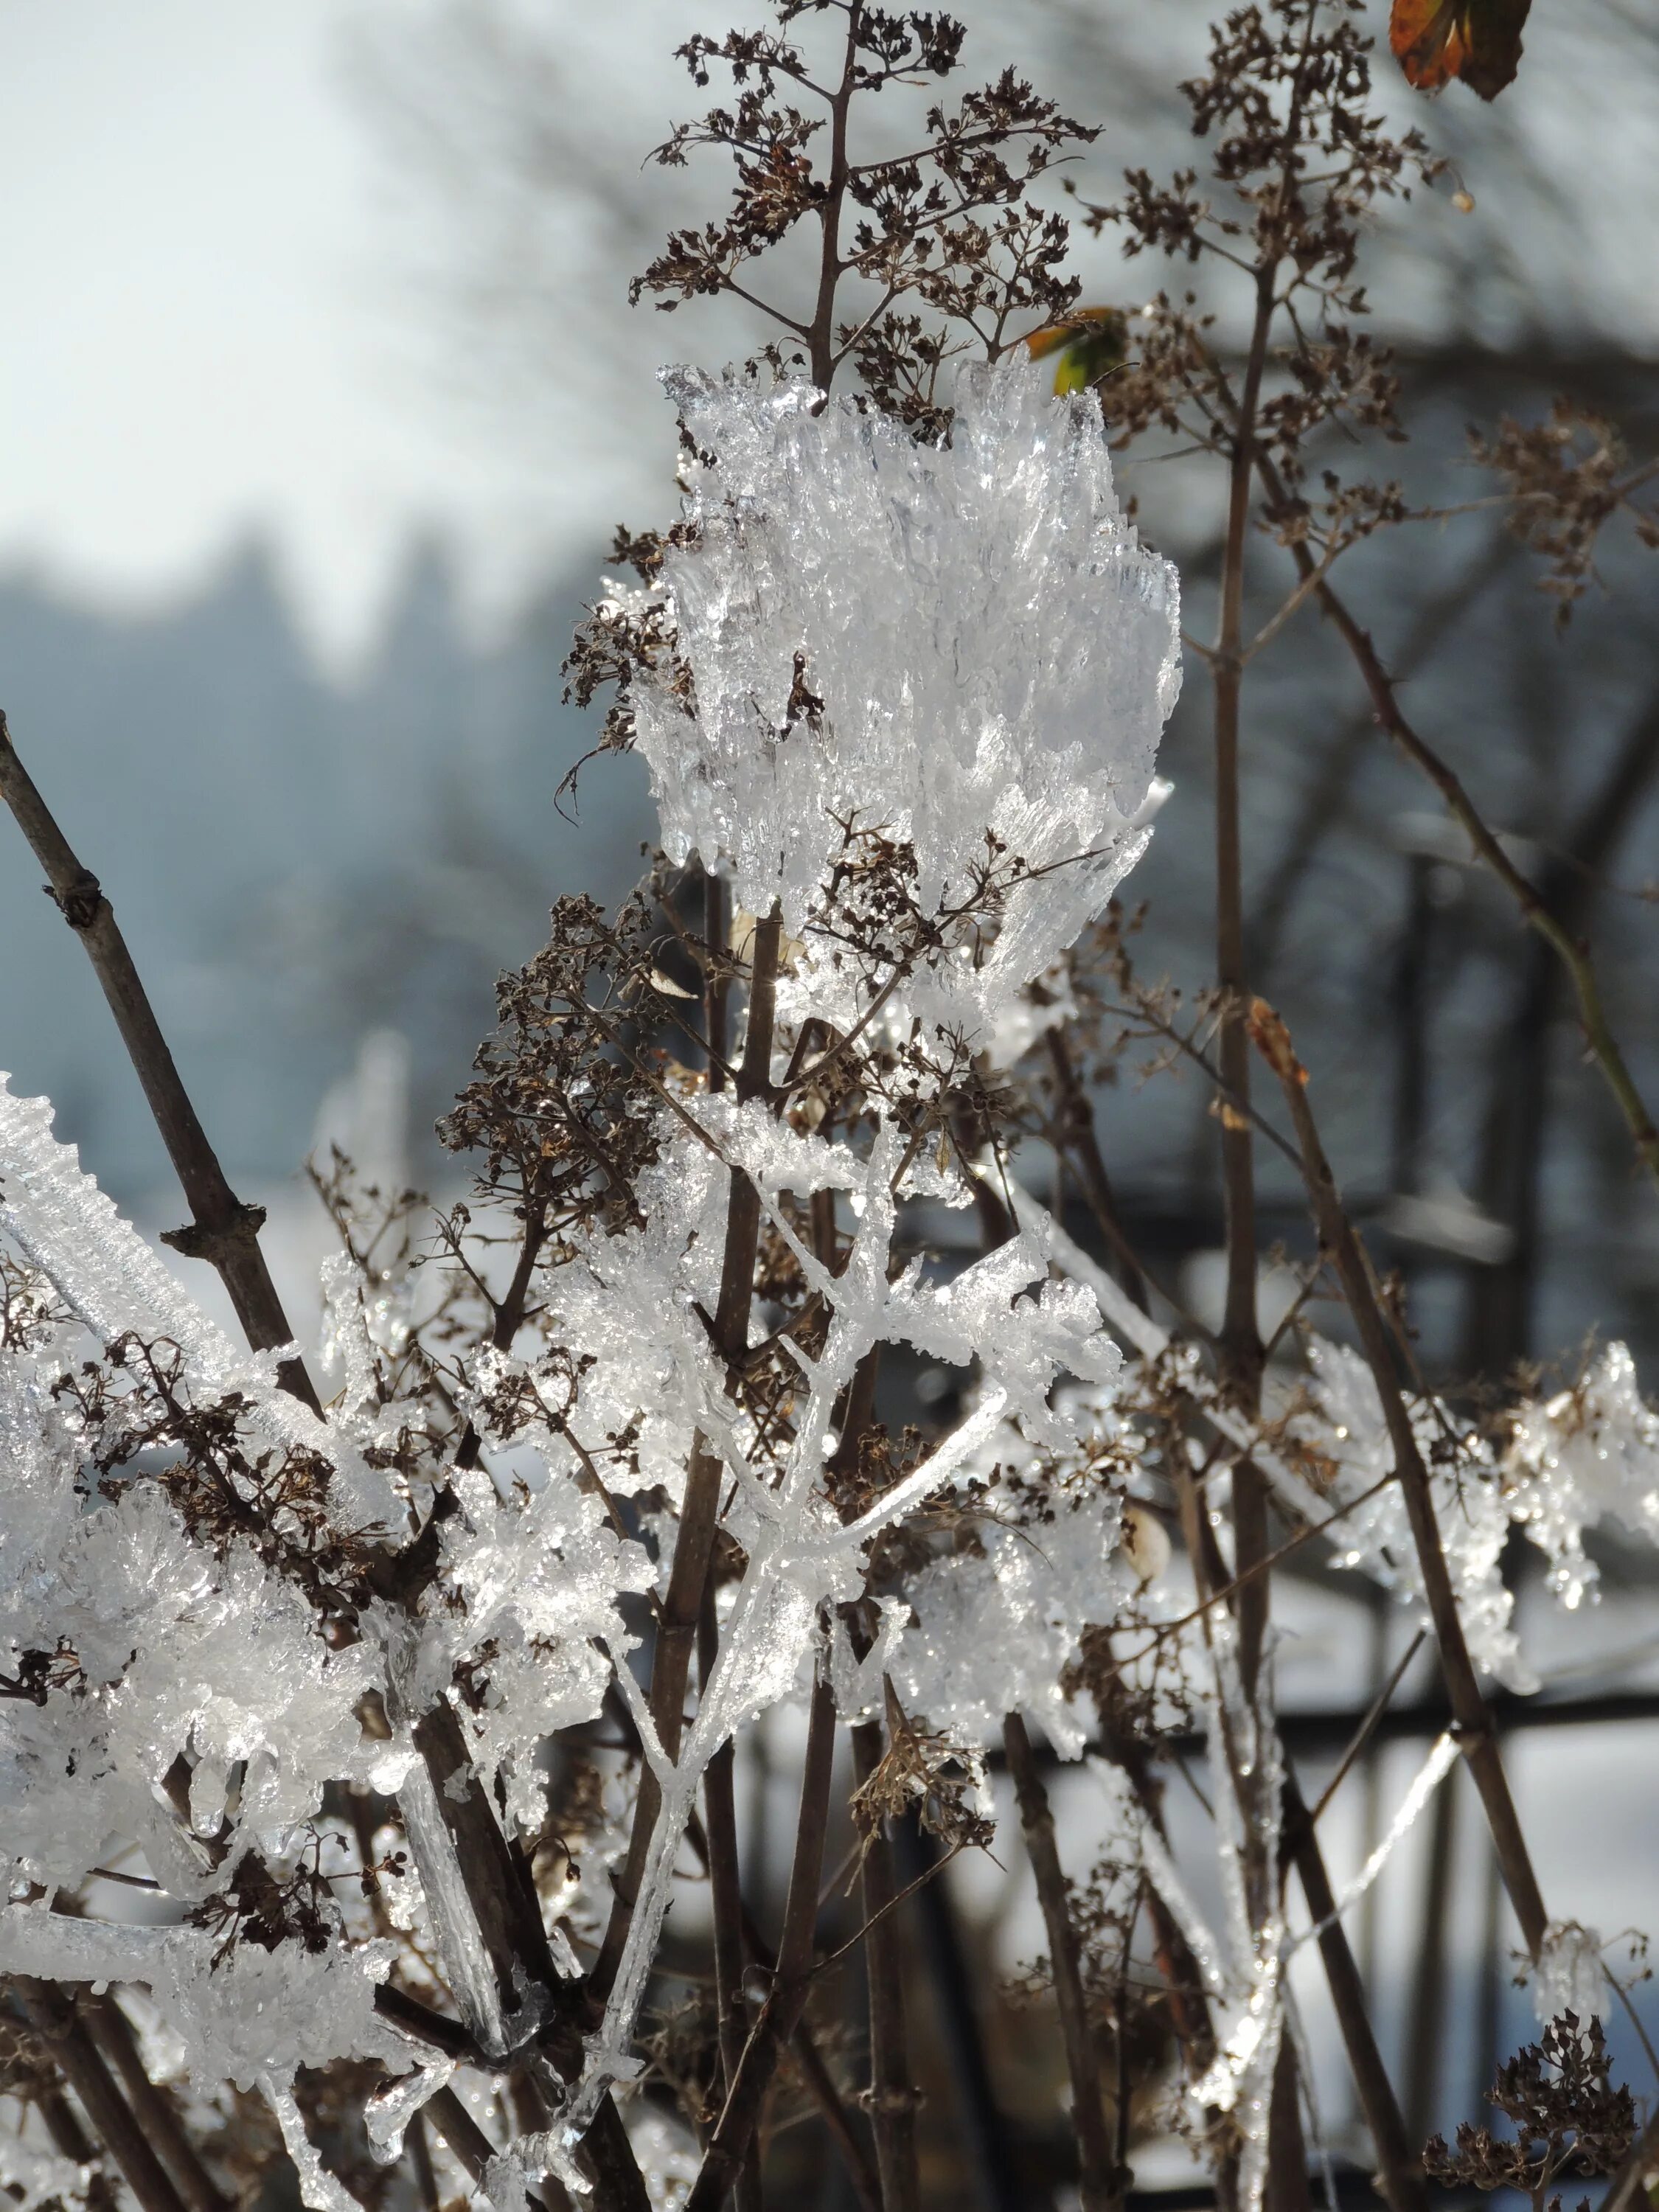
[1505,1343,1659,1607]
[466,1097,1127,2139]
[1286,1340,1531,1689]
[1284,1337,1659,1684]
[891,1433,1133,1761]
[0,1086,400,1901]
[0,1078,626,2183]
[414,1464,657,1837]
[616,357,1181,1035]
[1531,1919,1608,2025]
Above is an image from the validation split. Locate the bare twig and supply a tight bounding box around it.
[80,1992,229,2212]
[852,1714,922,2212]
[13,1979,192,2212]
[687,1663,839,2211]
[1249,998,1550,1955]
[1254,456,1659,1195]
[0,712,320,1411]
[1004,1713,1121,2212]
[1044,1029,1149,1312]
[1279,1778,1426,2212]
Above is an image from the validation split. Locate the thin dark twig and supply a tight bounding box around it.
[0,712,320,1411]
[686,1663,840,2211]
[1250,999,1550,1957]
[1254,454,1659,1194]
[1004,1714,1120,2212]
[1307,1631,1427,1829]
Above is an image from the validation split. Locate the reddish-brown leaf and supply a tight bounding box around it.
[1389,0,1531,100]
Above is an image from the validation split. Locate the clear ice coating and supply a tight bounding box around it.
[622,356,1182,1031]
[1532,1920,1607,2025]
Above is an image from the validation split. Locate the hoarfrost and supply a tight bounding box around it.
[0,2133,91,2212]
[892,1452,1131,1759]
[625,357,1180,1032]
[1506,1343,1659,1607]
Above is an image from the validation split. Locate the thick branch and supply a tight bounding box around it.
[409,1701,560,2023]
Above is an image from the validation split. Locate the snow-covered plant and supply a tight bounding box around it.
[4,6,1659,2212]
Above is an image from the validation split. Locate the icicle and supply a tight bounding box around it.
[396,1758,514,2059]
[262,2075,367,2212]
[1285,1733,1460,1956]
[365,2059,455,2165]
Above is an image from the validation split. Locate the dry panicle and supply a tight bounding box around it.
[1425,2014,1635,2211]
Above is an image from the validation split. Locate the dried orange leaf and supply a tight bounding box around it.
[1389,0,1531,100]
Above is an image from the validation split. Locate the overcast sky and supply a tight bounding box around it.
[0,0,633,664]
[1,0,1651,669]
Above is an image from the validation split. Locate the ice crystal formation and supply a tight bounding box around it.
[616,359,1181,1035]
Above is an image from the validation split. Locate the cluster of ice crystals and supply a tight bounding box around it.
[891,1424,1133,1760]
[541,1102,1125,2124]
[1505,1343,1659,1607]
[1285,1340,1531,1689]
[0,1079,432,2156]
[625,358,1180,1032]
[0,2132,90,2212]
[1531,1919,1607,2025]
[417,1465,655,1836]
[0,1907,403,2094]
[1102,1618,1287,2212]
[0,1408,383,1897]
[1278,1335,1659,1683]
[0,1079,404,1542]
